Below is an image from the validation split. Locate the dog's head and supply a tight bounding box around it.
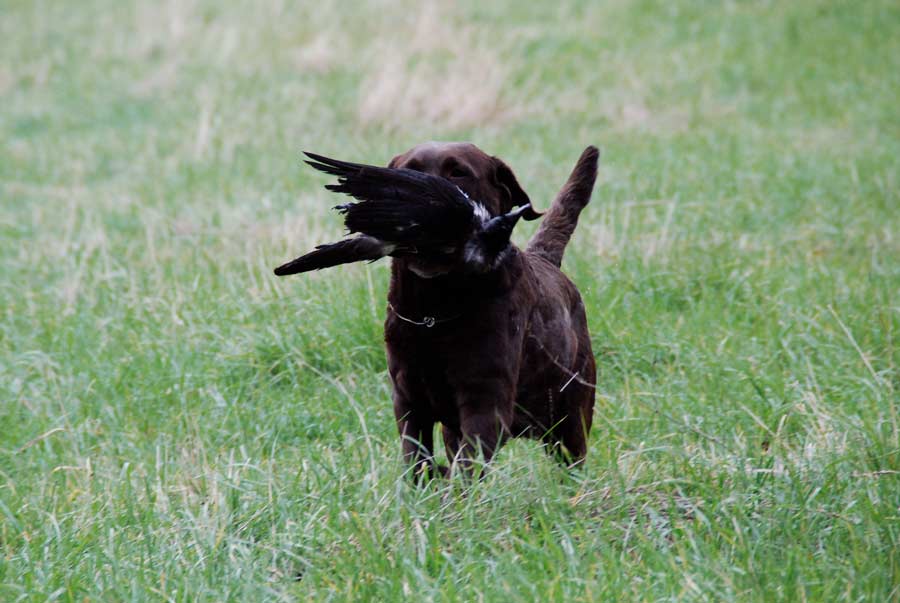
[386,142,539,278]
[388,142,539,220]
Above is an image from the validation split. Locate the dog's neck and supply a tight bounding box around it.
[387,247,524,317]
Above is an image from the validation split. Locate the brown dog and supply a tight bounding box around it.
[382,143,599,476]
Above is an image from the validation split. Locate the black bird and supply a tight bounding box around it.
[273,152,537,276]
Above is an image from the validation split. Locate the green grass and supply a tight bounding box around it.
[2,0,899,600]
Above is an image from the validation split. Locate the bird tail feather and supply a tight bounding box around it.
[273,236,387,276]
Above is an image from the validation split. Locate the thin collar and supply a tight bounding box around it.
[387,303,461,328]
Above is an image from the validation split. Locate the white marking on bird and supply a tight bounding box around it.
[470,200,491,224]
[463,240,486,267]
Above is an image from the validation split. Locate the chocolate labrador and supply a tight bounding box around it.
[275,143,599,477]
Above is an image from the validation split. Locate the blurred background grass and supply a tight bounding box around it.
[1,0,898,601]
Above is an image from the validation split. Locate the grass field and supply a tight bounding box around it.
[2,0,899,600]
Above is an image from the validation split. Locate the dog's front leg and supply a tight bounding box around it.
[441,424,462,467]
[396,411,438,480]
[450,391,513,476]
[391,379,443,480]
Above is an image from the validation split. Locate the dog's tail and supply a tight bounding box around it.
[525,146,599,268]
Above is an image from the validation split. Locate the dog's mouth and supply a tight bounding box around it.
[406,262,451,279]
[401,252,458,278]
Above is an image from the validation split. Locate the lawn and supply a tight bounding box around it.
[1,0,898,600]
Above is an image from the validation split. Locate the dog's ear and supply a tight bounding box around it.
[387,152,408,168]
[491,156,541,220]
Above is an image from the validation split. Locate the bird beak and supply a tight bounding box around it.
[482,203,533,246]
[486,203,532,230]
[518,202,543,221]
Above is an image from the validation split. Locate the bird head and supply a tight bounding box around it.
[462,203,533,273]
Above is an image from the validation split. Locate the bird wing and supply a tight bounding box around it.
[273,152,535,277]
[273,235,391,276]
[304,152,479,248]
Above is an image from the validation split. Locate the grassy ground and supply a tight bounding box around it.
[2,0,899,600]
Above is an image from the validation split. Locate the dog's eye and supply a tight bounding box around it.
[449,167,471,179]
